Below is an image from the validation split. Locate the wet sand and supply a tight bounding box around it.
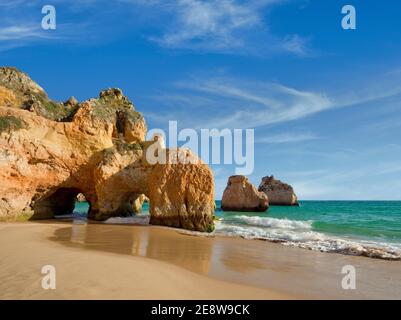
[0,221,400,299]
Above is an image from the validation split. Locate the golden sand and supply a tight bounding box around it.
[0,221,400,299]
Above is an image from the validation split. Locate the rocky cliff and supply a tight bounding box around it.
[258,175,298,206]
[0,67,215,231]
[221,175,268,212]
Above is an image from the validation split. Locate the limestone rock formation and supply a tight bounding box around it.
[76,193,87,202]
[0,67,215,231]
[258,175,299,206]
[131,194,149,213]
[221,175,268,212]
[148,149,215,231]
[64,96,78,107]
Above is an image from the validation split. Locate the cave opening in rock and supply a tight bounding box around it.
[33,187,91,219]
[74,192,90,218]
[116,110,126,135]
[136,193,150,215]
[118,193,149,216]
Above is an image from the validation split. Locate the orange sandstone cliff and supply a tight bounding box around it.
[0,67,215,231]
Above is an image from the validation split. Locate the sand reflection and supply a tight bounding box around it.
[52,223,215,275]
[214,242,267,273]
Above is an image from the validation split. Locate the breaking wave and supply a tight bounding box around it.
[104,215,150,225]
[222,215,313,230]
[101,213,401,260]
[215,216,401,260]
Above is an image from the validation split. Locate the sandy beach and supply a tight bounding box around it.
[0,221,400,300]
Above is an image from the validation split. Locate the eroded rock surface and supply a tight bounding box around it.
[0,67,215,231]
[258,175,298,206]
[76,193,87,202]
[149,149,215,231]
[221,175,268,212]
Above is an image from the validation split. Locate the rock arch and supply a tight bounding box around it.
[0,68,215,231]
[32,187,91,219]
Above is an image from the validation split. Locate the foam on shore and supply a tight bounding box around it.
[216,216,401,260]
[102,213,401,260]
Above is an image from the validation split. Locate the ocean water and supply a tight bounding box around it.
[73,200,401,260]
[214,201,401,260]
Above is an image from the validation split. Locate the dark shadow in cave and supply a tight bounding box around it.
[31,187,91,219]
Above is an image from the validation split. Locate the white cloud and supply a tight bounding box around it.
[256,132,318,144]
[292,181,341,199]
[281,34,311,56]
[151,0,261,49]
[146,69,401,131]
[385,67,401,76]
[0,25,50,41]
[0,22,88,51]
[0,0,312,56]
[289,159,401,200]
[148,76,333,129]
[0,1,89,51]
[134,0,311,55]
[0,0,31,8]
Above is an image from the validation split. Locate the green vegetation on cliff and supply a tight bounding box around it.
[93,88,143,124]
[25,91,78,121]
[0,116,25,133]
[103,141,143,163]
[206,222,215,233]
[1,68,143,125]
[0,67,77,122]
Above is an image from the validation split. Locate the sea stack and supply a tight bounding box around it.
[221,175,269,212]
[258,175,299,206]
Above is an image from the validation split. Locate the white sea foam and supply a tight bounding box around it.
[104,215,150,225]
[54,214,74,219]
[223,215,312,230]
[215,219,401,260]
[101,212,401,260]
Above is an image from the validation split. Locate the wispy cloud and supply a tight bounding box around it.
[0,23,60,51]
[281,34,312,57]
[0,0,312,56]
[0,22,91,51]
[385,67,401,76]
[264,141,401,200]
[292,161,401,200]
[147,75,333,128]
[130,0,312,56]
[0,1,82,51]
[0,0,33,8]
[256,132,319,144]
[0,25,51,41]
[146,69,401,130]
[149,0,262,49]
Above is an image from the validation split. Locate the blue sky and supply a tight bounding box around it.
[1,0,401,200]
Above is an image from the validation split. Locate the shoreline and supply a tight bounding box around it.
[0,221,400,299]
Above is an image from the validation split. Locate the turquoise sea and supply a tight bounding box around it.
[73,200,401,260]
